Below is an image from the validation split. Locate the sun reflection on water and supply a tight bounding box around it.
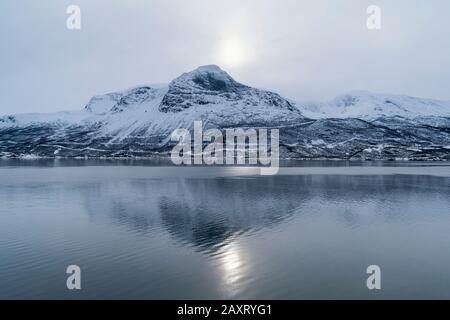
[215,242,249,297]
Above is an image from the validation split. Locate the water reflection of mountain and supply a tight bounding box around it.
[80,176,308,252]
[157,178,305,252]
[79,173,450,253]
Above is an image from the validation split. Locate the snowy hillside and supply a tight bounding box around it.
[299,91,450,120]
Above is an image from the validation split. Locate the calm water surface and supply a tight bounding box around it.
[0,161,450,299]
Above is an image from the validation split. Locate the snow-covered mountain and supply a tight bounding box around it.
[1,65,449,160]
[0,65,304,158]
[298,90,450,120]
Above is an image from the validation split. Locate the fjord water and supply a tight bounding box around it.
[1,161,450,299]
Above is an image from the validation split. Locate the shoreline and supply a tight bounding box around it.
[1,165,449,181]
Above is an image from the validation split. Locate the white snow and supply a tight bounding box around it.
[297,90,450,120]
[311,139,325,146]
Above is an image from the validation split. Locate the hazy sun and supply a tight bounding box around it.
[217,37,249,69]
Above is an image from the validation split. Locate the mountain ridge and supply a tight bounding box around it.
[1,65,449,160]
[298,90,450,120]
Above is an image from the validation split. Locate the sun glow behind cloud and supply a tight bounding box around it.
[215,37,251,69]
[3,0,450,115]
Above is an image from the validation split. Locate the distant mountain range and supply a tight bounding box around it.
[1,65,449,160]
[299,90,450,120]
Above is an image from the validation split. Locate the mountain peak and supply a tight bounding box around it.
[193,64,225,73]
[168,65,246,94]
[158,65,298,114]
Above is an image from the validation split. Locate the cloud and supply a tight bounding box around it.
[1,0,449,115]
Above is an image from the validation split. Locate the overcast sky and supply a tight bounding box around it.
[1,0,450,115]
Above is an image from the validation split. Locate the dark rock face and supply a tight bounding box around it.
[191,71,243,92]
[0,116,16,124]
[111,87,155,112]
